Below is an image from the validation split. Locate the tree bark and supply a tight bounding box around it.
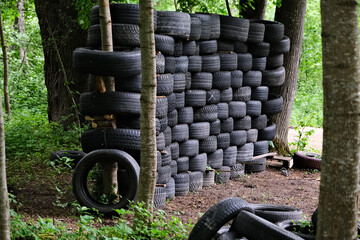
[270,0,307,155]
[226,0,232,16]
[0,2,11,118]
[14,0,28,65]
[239,0,267,19]
[34,0,88,126]
[0,4,10,239]
[316,0,360,239]
[136,0,157,211]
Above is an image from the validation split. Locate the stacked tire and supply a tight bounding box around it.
[72,3,290,211]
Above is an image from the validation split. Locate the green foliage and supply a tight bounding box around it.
[10,202,193,239]
[289,126,315,154]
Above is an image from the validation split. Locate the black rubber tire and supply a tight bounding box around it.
[193,13,212,40]
[157,165,172,184]
[230,163,245,179]
[236,143,254,163]
[156,74,174,96]
[190,16,202,41]
[258,122,276,141]
[243,71,262,87]
[185,90,207,107]
[178,107,194,124]
[183,40,196,56]
[213,71,232,90]
[267,54,284,69]
[202,54,221,73]
[193,104,218,122]
[217,40,235,51]
[293,151,322,170]
[247,129,258,143]
[199,40,218,55]
[262,94,284,115]
[233,86,251,102]
[247,22,265,43]
[188,197,253,240]
[156,11,191,39]
[219,15,250,42]
[221,117,234,133]
[116,116,162,135]
[237,53,252,72]
[175,92,185,110]
[189,122,210,140]
[165,178,175,200]
[167,93,176,113]
[253,140,269,156]
[175,56,189,73]
[208,13,221,39]
[179,139,199,157]
[158,116,168,133]
[165,56,176,73]
[217,102,229,120]
[246,100,262,117]
[177,156,189,173]
[223,146,237,167]
[174,172,190,196]
[206,89,221,104]
[185,71,192,90]
[72,149,139,216]
[228,101,246,118]
[252,114,268,130]
[231,211,303,240]
[231,70,243,88]
[230,130,247,146]
[164,127,172,147]
[173,39,183,57]
[276,220,316,240]
[87,24,140,48]
[262,66,286,87]
[217,133,231,150]
[170,160,178,177]
[270,36,290,55]
[155,34,174,55]
[252,57,267,71]
[167,109,178,127]
[248,42,270,57]
[173,72,186,93]
[220,88,233,103]
[157,150,162,171]
[251,86,269,101]
[189,153,207,172]
[191,72,213,90]
[250,20,285,43]
[73,48,141,77]
[161,146,172,166]
[215,166,231,183]
[234,41,248,53]
[188,56,202,73]
[170,142,180,160]
[210,119,221,136]
[251,204,303,223]
[245,158,266,173]
[234,116,252,131]
[189,171,204,192]
[50,150,85,168]
[207,149,224,169]
[171,124,189,142]
[219,52,238,71]
[203,170,215,187]
[199,135,218,153]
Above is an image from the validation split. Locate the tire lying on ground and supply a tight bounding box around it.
[276,220,316,240]
[293,151,322,170]
[72,149,140,216]
[250,203,303,223]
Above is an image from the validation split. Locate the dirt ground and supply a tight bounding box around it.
[8,129,323,227]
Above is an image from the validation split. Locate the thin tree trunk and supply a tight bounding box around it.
[316,0,360,239]
[0,4,10,240]
[136,0,157,211]
[226,0,232,16]
[270,0,307,155]
[239,0,267,19]
[98,0,118,198]
[0,2,10,118]
[15,0,28,65]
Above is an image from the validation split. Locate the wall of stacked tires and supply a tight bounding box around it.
[73,3,290,209]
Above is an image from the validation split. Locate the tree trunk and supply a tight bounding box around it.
[34,0,88,126]
[136,0,157,211]
[0,2,11,118]
[97,0,118,199]
[0,4,10,240]
[14,0,28,65]
[226,0,232,16]
[316,1,360,239]
[270,0,307,155]
[239,0,267,19]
